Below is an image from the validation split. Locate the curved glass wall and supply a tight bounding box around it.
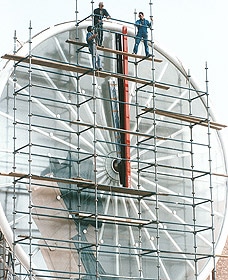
[0,20,227,280]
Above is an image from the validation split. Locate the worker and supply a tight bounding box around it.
[93,2,111,47]
[86,26,102,70]
[132,12,153,56]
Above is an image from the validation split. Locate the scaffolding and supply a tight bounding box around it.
[0,1,227,280]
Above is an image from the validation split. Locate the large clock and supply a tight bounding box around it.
[0,19,227,280]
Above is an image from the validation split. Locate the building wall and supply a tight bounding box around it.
[216,235,228,279]
[207,235,228,280]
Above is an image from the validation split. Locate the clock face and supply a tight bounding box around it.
[0,20,227,280]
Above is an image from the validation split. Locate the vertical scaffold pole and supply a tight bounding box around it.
[91,0,97,71]
[90,1,99,279]
[28,20,33,280]
[12,29,17,280]
[148,1,161,279]
[75,0,79,41]
[132,8,143,279]
[134,7,140,192]
[74,1,83,275]
[205,62,216,280]
[74,0,80,180]
[187,69,198,279]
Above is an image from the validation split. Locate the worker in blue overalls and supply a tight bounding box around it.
[132,12,153,57]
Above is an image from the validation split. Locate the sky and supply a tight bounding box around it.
[0,0,227,152]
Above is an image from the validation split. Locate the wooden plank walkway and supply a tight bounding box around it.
[143,108,227,130]
[0,172,155,197]
[2,54,169,90]
[66,39,163,63]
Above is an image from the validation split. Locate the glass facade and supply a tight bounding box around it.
[0,20,227,280]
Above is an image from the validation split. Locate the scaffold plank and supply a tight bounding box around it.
[212,172,228,178]
[72,212,153,226]
[0,172,155,197]
[66,39,163,63]
[1,54,169,90]
[143,108,227,130]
